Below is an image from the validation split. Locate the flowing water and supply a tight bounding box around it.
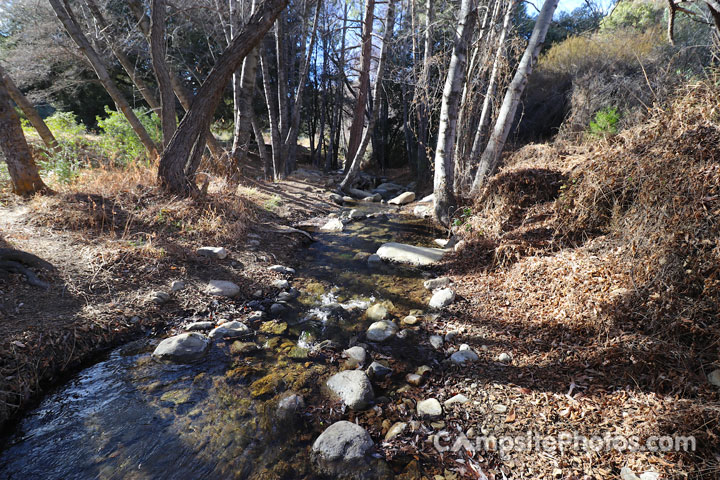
[0,205,443,479]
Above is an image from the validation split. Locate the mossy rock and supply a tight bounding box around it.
[260,320,288,335]
[304,281,326,296]
[230,341,260,356]
[265,337,283,350]
[160,388,191,405]
[287,346,309,360]
[250,372,286,398]
[226,364,262,382]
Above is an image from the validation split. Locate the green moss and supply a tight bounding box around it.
[250,373,285,398]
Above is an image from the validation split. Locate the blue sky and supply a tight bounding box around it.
[556,0,614,14]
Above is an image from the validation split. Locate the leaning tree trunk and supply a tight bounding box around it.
[0,65,58,153]
[49,0,158,159]
[157,0,288,195]
[470,0,559,196]
[345,0,375,165]
[0,76,48,196]
[339,0,395,191]
[150,0,176,148]
[432,0,478,227]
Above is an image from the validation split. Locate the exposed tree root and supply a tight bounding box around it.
[0,249,53,288]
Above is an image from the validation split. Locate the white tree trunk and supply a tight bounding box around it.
[432,0,478,226]
[470,0,559,196]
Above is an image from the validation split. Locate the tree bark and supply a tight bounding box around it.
[0,65,58,153]
[0,76,48,196]
[150,0,176,148]
[157,0,288,195]
[260,38,283,182]
[275,14,290,175]
[339,0,395,191]
[470,0,559,196]
[345,0,375,164]
[49,0,158,158]
[432,0,477,226]
[416,0,434,179]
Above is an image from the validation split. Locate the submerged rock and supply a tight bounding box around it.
[376,242,445,267]
[388,191,416,205]
[153,332,210,363]
[277,393,305,421]
[429,288,455,309]
[326,370,374,410]
[206,280,240,297]
[366,320,398,342]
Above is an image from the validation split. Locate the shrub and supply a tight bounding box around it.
[588,106,621,137]
[96,106,161,165]
[35,112,89,184]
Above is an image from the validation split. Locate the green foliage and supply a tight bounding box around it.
[452,207,474,232]
[35,112,88,184]
[96,106,161,165]
[600,0,664,32]
[45,111,87,140]
[588,106,621,137]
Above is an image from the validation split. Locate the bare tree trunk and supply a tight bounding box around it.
[432,0,477,226]
[85,0,160,114]
[275,14,290,175]
[327,0,348,172]
[345,0,375,164]
[470,0,559,196]
[157,0,288,195]
[416,0,434,179]
[0,76,48,196]
[260,40,283,182]
[469,0,516,163]
[339,0,395,191]
[49,0,158,158]
[150,0,176,148]
[128,0,224,159]
[250,112,273,179]
[284,0,323,173]
[0,65,58,152]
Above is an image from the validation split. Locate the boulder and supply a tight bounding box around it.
[152,332,210,363]
[423,277,451,291]
[376,242,445,267]
[320,217,345,232]
[326,370,374,410]
[197,246,229,259]
[366,320,398,342]
[388,191,416,205]
[206,280,240,297]
[429,288,455,309]
[417,398,443,418]
[312,421,378,478]
[376,182,403,192]
[209,321,252,340]
[365,303,389,321]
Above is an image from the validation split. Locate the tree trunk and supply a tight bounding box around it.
[275,14,290,176]
[470,0,559,196]
[260,39,283,182]
[0,65,58,153]
[416,0,434,179]
[150,0,176,148]
[250,112,273,180]
[49,0,158,158]
[432,0,477,227]
[345,0,375,164]
[0,76,48,196]
[157,0,288,195]
[284,0,323,173]
[339,0,395,191]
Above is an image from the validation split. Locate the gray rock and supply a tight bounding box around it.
[312,421,375,476]
[450,349,479,364]
[326,370,374,410]
[444,331,458,342]
[347,209,364,220]
[361,193,382,202]
[270,303,287,316]
[365,303,389,321]
[497,352,512,363]
[376,182,403,192]
[417,193,434,204]
[417,398,443,418]
[343,346,367,366]
[429,288,455,309]
[348,188,373,199]
[429,335,444,350]
[272,279,290,290]
[206,280,240,297]
[342,196,354,203]
[366,320,398,342]
[186,321,214,331]
[268,265,296,275]
[402,315,419,326]
[413,205,431,218]
[329,193,345,205]
[153,332,210,363]
[423,277,451,291]
[444,394,470,406]
[708,369,720,387]
[276,292,296,302]
[197,246,229,259]
[170,280,185,292]
[454,240,467,252]
[384,422,407,441]
[252,289,263,298]
[367,254,382,266]
[320,217,345,232]
[148,291,170,305]
[208,321,252,340]
[366,361,393,378]
[406,373,423,386]
[277,393,305,420]
[376,242,445,267]
[388,191,416,205]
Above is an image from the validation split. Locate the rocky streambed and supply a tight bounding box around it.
[0,200,471,479]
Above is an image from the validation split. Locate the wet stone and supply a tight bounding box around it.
[153,332,210,363]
